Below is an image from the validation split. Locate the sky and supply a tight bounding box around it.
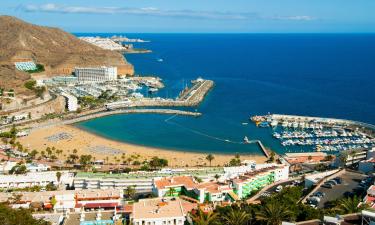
[0,0,374,33]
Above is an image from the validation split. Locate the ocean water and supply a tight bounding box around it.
[75,34,375,155]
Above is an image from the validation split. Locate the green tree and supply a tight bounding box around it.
[46,182,57,191]
[46,147,52,158]
[24,80,37,90]
[0,203,50,225]
[167,187,177,197]
[124,185,136,200]
[56,171,62,183]
[222,207,250,225]
[79,155,92,171]
[191,209,219,225]
[256,203,294,225]
[9,164,28,174]
[68,154,79,164]
[334,196,368,214]
[206,154,215,167]
[149,157,168,169]
[268,151,276,163]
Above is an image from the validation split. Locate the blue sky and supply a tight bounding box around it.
[1,0,374,33]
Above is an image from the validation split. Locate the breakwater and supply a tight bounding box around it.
[271,114,375,132]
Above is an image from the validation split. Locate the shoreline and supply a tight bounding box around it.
[18,124,267,167]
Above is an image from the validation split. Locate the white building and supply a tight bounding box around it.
[0,161,50,174]
[75,66,117,83]
[0,171,74,189]
[0,189,122,213]
[131,198,189,225]
[333,149,368,167]
[304,169,340,188]
[73,175,153,194]
[61,92,78,111]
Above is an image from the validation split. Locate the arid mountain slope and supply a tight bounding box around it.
[0,15,133,94]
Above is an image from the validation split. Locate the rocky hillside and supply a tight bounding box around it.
[0,15,134,95]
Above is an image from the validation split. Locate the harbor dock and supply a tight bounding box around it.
[106,79,214,109]
[251,113,375,154]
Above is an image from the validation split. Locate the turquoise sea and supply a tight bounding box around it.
[75,34,375,155]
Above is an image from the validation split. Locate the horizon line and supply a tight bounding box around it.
[72,32,375,34]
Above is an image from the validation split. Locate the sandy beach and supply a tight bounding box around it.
[19,124,267,167]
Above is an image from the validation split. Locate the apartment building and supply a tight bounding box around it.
[131,198,194,225]
[0,171,74,189]
[75,66,117,83]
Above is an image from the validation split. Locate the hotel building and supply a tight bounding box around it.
[153,176,235,204]
[231,165,289,199]
[75,66,117,83]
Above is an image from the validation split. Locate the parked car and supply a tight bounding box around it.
[307,196,321,204]
[333,177,342,184]
[313,191,325,198]
[327,180,338,185]
[275,185,283,193]
[322,183,333,189]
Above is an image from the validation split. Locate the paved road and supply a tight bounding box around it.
[315,171,367,208]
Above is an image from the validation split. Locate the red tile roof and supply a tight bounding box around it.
[154,176,196,190]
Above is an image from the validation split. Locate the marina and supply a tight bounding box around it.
[251,114,375,154]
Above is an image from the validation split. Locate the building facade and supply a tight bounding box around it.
[232,165,289,199]
[61,92,78,111]
[0,171,73,189]
[131,198,190,225]
[75,66,117,83]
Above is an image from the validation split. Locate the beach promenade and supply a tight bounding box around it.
[27,108,201,131]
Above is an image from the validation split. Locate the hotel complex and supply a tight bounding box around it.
[75,66,117,83]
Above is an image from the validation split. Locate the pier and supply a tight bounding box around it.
[256,140,270,158]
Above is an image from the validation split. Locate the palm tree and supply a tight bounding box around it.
[222,207,250,225]
[126,157,133,165]
[206,154,215,167]
[256,203,293,225]
[46,147,52,158]
[124,185,136,200]
[56,171,62,183]
[191,209,219,225]
[334,196,367,214]
[167,187,177,197]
